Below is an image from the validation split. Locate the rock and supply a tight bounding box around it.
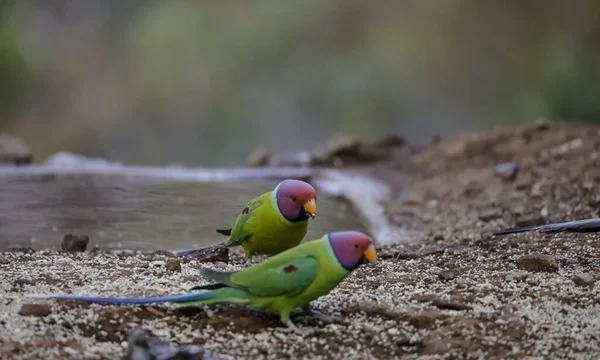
[311,135,361,165]
[254,332,269,341]
[270,150,312,167]
[151,250,176,257]
[166,259,181,272]
[573,273,595,287]
[247,148,269,167]
[9,246,35,254]
[61,234,89,252]
[0,342,19,357]
[495,162,519,181]
[325,134,361,157]
[438,269,461,281]
[0,134,32,165]
[432,298,472,311]
[181,246,229,264]
[406,309,439,329]
[373,134,405,149]
[19,303,52,317]
[478,209,503,222]
[515,254,558,273]
[124,327,214,360]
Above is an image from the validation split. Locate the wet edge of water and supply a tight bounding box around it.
[0,164,406,248]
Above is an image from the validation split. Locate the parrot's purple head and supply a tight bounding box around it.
[275,179,317,222]
[328,231,377,271]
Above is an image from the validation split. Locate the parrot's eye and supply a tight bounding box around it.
[353,243,359,249]
[292,196,297,202]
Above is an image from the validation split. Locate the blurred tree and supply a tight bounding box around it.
[0,23,30,127]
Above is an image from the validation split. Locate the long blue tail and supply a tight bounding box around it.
[28,292,212,305]
[171,240,228,255]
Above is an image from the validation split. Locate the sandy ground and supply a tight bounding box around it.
[2,122,600,359]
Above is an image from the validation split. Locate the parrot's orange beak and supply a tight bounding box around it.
[303,199,316,218]
[363,244,377,263]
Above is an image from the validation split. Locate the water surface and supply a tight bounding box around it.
[0,174,366,251]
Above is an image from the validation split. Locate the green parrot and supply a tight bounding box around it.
[173,179,318,261]
[33,231,378,333]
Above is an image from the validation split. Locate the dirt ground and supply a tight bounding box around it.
[2,122,600,359]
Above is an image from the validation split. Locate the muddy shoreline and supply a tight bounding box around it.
[2,123,600,359]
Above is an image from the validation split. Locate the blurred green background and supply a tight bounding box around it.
[1,0,599,166]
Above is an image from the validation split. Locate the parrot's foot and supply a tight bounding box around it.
[279,320,308,335]
[294,308,343,324]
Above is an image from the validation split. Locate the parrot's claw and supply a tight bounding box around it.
[294,308,343,324]
[279,320,308,335]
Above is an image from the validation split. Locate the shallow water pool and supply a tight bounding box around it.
[0,174,366,251]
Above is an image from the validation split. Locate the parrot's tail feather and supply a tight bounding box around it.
[28,292,213,305]
[493,226,539,235]
[171,241,228,255]
[190,283,228,291]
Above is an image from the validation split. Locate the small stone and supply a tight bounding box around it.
[61,234,89,252]
[19,303,52,317]
[213,261,228,269]
[325,135,361,157]
[387,327,400,335]
[247,148,269,167]
[530,182,544,198]
[432,298,472,311]
[373,135,405,149]
[311,135,362,165]
[254,332,268,341]
[166,259,181,272]
[573,273,595,287]
[0,342,18,356]
[516,254,558,273]
[150,261,165,267]
[438,269,461,281]
[124,327,212,360]
[495,162,519,181]
[411,294,437,303]
[407,310,439,329]
[181,246,229,264]
[478,209,503,222]
[0,134,33,165]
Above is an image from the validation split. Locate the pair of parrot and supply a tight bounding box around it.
[31,179,378,334]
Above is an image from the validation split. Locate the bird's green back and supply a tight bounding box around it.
[223,190,309,258]
[200,235,351,323]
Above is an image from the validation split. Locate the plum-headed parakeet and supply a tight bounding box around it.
[174,179,318,260]
[32,231,377,333]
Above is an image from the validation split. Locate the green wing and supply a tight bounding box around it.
[201,256,319,298]
[222,196,264,247]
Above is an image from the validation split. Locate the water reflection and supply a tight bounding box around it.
[0,175,366,251]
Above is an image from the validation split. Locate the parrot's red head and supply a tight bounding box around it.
[328,231,377,270]
[275,179,317,222]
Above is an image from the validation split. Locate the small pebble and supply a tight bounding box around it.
[495,162,519,181]
[18,304,52,317]
[61,234,89,252]
[166,259,181,272]
[573,273,595,287]
[516,254,558,273]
